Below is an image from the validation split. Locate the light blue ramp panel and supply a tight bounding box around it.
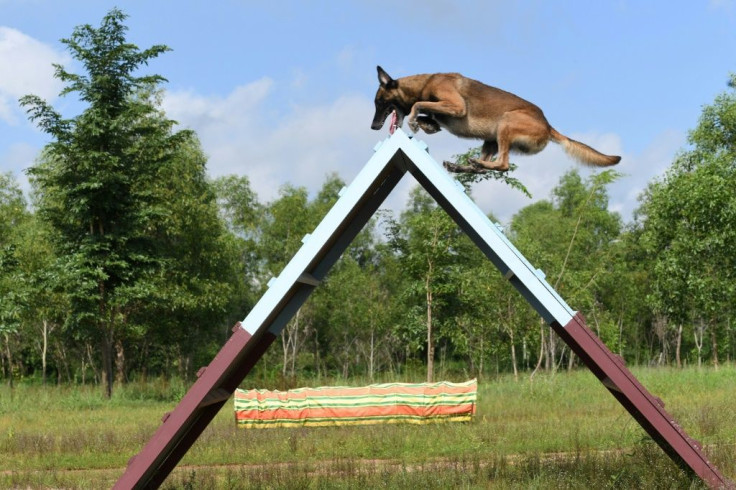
[239,128,575,340]
[239,132,408,339]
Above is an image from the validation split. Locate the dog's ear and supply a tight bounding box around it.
[377,66,397,89]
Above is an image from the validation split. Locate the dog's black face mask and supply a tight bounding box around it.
[371,66,405,130]
[371,97,405,130]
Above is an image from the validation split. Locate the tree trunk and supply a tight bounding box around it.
[653,315,668,365]
[479,336,484,377]
[508,327,518,380]
[522,337,528,369]
[41,319,49,385]
[99,279,114,397]
[4,333,13,390]
[369,327,375,381]
[617,310,624,357]
[567,350,576,371]
[675,324,683,368]
[710,322,719,369]
[694,319,705,368]
[86,342,100,385]
[426,275,434,383]
[290,312,299,378]
[530,320,546,381]
[281,329,288,378]
[115,338,126,385]
[101,331,114,398]
[506,299,518,380]
[313,329,321,378]
[140,340,149,382]
[546,332,555,372]
[281,309,305,379]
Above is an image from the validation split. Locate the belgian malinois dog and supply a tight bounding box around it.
[370,66,621,173]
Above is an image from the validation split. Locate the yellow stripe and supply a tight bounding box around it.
[236,415,472,429]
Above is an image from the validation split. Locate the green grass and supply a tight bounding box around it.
[1,365,734,489]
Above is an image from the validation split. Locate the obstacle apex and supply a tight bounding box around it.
[114,129,732,489]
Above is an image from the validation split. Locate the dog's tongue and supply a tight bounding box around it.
[389,110,398,135]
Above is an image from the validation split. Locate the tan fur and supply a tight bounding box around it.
[371,66,621,173]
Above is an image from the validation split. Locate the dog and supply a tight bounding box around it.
[371,66,621,173]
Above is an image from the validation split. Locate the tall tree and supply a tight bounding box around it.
[0,173,29,387]
[21,9,192,396]
[638,73,736,367]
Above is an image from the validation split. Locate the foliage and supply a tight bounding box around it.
[18,9,236,394]
[4,8,736,388]
[451,146,532,197]
[637,73,736,366]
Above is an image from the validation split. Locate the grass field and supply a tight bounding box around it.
[1,365,735,489]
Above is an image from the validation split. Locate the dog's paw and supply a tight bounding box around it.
[443,161,468,173]
[408,118,420,133]
[416,116,441,134]
[467,159,489,173]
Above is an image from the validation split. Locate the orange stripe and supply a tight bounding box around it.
[234,403,475,422]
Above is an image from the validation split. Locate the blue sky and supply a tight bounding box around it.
[2,1,735,223]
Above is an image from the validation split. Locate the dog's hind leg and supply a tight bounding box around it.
[466,140,500,171]
[472,110,551,172]
[443,160,487,173]
[482,140,499,159]
[443,140,498,174]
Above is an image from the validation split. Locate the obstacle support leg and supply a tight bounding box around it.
[554,313,731,488]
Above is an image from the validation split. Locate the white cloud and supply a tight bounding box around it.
[163,79,381,204]
[1,141,38,196]
[606,129,684,221]
[0,27,68,125]
[162,77,681,227]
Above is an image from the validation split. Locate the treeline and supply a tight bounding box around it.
[2,10,736,395]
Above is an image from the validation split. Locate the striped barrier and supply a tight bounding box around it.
[234,379,477,428]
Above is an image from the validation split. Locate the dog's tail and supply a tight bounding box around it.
[550,128,621,167]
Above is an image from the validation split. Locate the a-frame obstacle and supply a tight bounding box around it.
[115,129,733,489]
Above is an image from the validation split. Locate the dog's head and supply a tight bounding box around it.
[371,66,407,130]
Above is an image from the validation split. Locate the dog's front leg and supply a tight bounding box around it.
[414,115,441,134]
[408,95,467,133]
[407,107,422,133]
